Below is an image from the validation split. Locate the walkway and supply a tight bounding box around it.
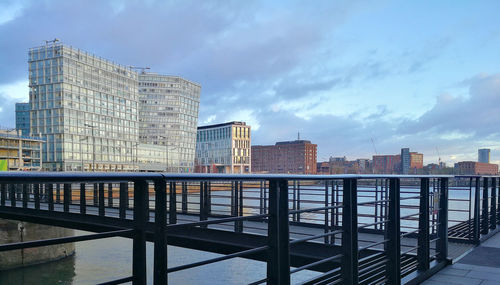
[423,231,500,285]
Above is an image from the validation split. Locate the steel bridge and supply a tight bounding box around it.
[0,173,499,284]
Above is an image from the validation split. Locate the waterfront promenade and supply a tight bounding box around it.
[424,232,500,284]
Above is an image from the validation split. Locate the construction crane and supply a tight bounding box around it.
[129,66,150,74]
[371,138,379,155]
[436,147,442,165]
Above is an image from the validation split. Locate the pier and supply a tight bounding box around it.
[0,173,499,284]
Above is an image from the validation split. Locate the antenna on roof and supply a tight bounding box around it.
[129,66,151,74]
[45,38,59,45]
[297,132,300,140]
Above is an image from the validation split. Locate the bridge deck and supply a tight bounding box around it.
[423,231,500,284]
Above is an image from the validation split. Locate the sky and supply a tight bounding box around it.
[1,0,500,165]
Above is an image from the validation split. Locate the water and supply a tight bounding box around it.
[0,184,474,284]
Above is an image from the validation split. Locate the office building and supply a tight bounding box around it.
[29,42,139,171]
[478,148,490,163]
[15,103,30,136]
[195,121,251,173]
[138,72,200,172]
[252,140,317,174]
[0,129,44,171]
[401,148,410,174]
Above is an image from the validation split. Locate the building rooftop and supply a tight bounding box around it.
[197,121,247,130]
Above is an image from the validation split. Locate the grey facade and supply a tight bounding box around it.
[401,148,410,175]
[138,73,201,172]
[478,148,490,163]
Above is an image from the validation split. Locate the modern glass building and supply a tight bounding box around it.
[28,42,139,171]
[138,73,201,172]
[478,148,490,163]
[195,121,251,174]
[0,129,44,171]
[15,103,30,136]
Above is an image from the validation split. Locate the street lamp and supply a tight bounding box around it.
[84,124,96,172]
[79,136,88,171]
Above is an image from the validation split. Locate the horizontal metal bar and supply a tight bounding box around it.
[289,229,343,245]
[358,239,389,251]
[288,204,343,215]
[166,245,269,274]
[290,253,343,274]
[0,229,134,252]
[96,276,134,285]
[166,214,269,229]
[358,220,389,229]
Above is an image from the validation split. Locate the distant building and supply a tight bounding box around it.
[15,103,30,136]
[454,161,498,175]
[410,152,424,170]
[401,148,410,174]
[373,155,400,174]
[138,72,201,172]
[317,161,331,175]
[0,129,44,171]
[252,140,317,174]
[195,121,251,174]
[478,148,490,163]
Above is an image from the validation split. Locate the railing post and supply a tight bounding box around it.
[63,183,71,212]
[482,177,489,235]
[200,182,207,226]
[297,181,301,223]
[22,184,28,208]
[119,182,127,219]
[56,183,61,203]
[437,178,448,262]
[9,184,16,207]
[473,177,481,243]
[237,181,244,233]
[154,179,167,285]
[34,184,40,209]
[99,183,105,216]
[491,178,497,229]
[330,180,336,245]
[324,181,329,244]
[259,181,264,215]
[0,184,5,206]
[342,178,358,285]
[181,182,187,214]
[387,178,401,285]
[417,178,430,271]
[267,179,290,285]
[108,183,113,207]
[133,180,148,285]
[47,183,54,211]
[233,181,240,232]
[93,183,98,206]
[169,182,177,224]
[80,183,86,214]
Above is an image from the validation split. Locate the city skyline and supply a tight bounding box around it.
[1,1,500,165]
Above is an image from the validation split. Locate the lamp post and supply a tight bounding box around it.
[84,124,96,172]
[79,137,88,171]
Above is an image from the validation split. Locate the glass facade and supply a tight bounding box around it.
[138,73,200,172]
[15,103,30,136]
[195,122,251,174]
[28,43,139,171]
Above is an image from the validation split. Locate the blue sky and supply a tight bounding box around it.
[1,0,499,165]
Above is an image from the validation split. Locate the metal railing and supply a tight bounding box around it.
[0,173,499,284]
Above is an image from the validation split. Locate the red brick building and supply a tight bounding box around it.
[372,155,401,174]
[454,161,499,175]
[252,140,317,174]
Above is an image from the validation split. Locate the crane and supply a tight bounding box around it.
[371,138,378,155]
[436,147,442,166]
[129,66,150,74]
[45,38,59,45]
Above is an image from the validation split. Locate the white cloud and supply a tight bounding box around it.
[0,80,29,101]
[0,0,28,26]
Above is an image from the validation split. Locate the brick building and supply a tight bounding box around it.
[454,161,499,175]
[252,140,317,174]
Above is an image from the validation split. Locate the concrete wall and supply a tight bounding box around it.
[0,219,75,270]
